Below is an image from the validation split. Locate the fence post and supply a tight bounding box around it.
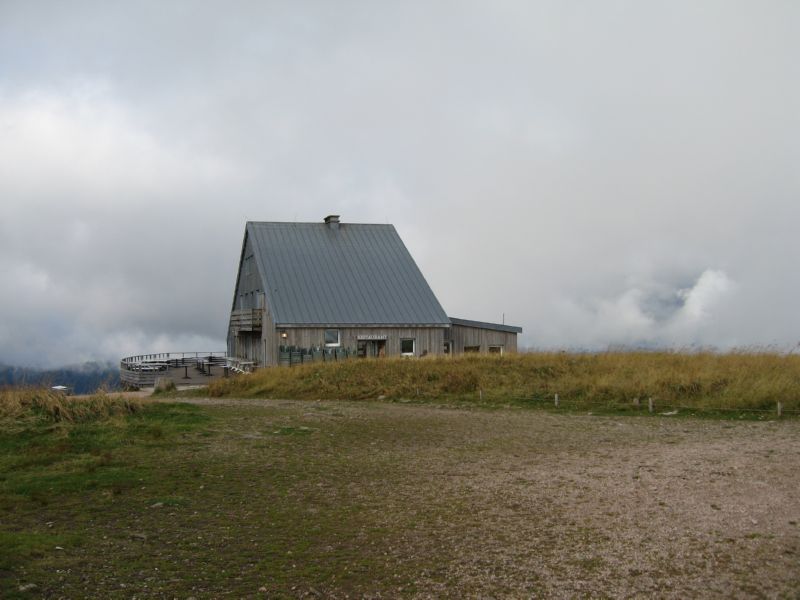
[648,397,654,413]
[777,401,783,418]
[479,389,483,400]
[633,397,640,408]
[554,393,559,407]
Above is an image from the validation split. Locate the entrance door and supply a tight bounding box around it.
[357,340,387,358]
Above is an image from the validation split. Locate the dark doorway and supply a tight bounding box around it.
[358,340,387,358]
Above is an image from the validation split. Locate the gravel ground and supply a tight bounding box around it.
[152,397,800,598]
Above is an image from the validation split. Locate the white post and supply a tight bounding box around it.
[555,393,559,407]
[777,401,783,418]
[479,389,483,400]
[648,397,654,413]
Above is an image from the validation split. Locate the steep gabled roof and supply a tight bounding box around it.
[246,221,450,326]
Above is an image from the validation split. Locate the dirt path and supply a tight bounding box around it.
[133,396,799,598]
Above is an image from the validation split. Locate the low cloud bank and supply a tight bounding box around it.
[1,2,798,365]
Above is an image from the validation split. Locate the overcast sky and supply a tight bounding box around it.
[1,1,798,366]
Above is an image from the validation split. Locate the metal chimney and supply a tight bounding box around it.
[324,215,340,230]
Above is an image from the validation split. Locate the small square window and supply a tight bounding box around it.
[400,339,415,355]
[324,329,340,346]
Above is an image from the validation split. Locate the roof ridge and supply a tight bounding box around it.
[247,221,394,226]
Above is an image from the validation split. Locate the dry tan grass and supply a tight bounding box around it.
[0,388,143,423]
[209,351,800,412]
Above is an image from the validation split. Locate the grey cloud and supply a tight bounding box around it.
[0,1,798,366]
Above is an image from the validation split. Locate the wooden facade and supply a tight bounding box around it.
[278,326,445,359]
[448,323,518,354]
[231,320,521,366]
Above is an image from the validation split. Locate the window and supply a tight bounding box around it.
[400,339,415,356]
[324,329,340,346]
[489,345,503,354]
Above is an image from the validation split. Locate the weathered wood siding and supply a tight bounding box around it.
[228,232,267,364]
[261,306,277,367]
[450,324,518,354]
[231,331,261,364]
[233,235,265,311]
[229,309,262,332]
[270,326,447,365]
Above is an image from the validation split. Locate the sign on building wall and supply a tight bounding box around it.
[357,334,388,340]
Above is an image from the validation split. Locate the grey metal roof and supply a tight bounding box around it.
[246,221,450,326]
[449,317,522,334]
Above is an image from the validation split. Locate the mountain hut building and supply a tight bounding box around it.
[227,215,521,366]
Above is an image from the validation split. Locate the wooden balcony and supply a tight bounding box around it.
[119,352,228,390]
[230,308,263,332]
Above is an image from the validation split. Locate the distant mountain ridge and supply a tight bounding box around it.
[0,362,120,394]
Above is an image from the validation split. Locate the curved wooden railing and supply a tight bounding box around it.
[119,351,227,388]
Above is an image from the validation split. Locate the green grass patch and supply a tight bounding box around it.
[0,402,207,504]
[0,530,82,570]
[0,398,212,596]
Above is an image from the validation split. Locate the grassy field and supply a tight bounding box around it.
[1,389,799,597]
[208,352,800,415]
[0,388,142,423]
[0,391,208,598]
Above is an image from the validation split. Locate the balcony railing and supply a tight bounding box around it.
[230,308,263,332]
[119,351,228,389]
